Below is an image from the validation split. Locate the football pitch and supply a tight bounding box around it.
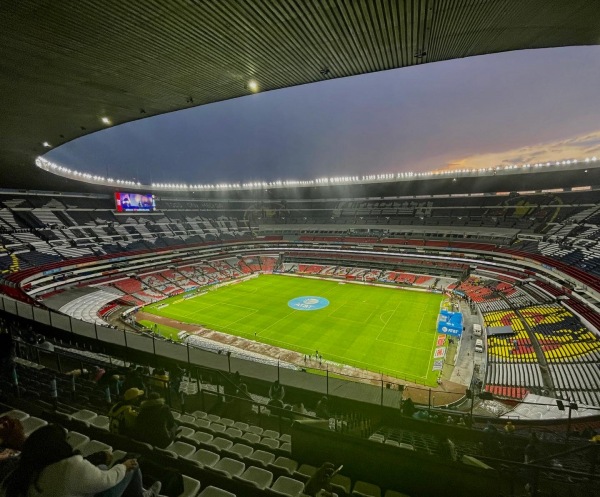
[141,274,444,386]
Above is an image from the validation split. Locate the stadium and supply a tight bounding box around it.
[1,2,600,497]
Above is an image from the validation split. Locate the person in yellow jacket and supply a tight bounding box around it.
[108,388,144,436]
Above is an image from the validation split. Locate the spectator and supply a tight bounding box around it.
[135,392,178,449]
[0,424,160,497]
[122,367,145,393]
[267,397,284,410]
[292,402,308,419]
[303,462,336,497]
[233,384,253,422]
[0,416,26,481]
[524,433,539,464]
[269,380,285,402]
[504,421,516,435]
[149,369,169,392]
[402,397,416,417]
[0,416,26,453]
[315,396,330,419]
[108,388,144,436]
[437,437,458,462]
[224,371,241,402]
[91,366,106,384]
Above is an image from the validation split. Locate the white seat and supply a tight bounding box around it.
[384,440,400,447]
[228,443,253,459]
[208,437,233,452]
[180,475,201,497]
[262,429,279,440]
[71,409,97,423]
[191,410,207,419]
[259,437,279,450]
[177,426,196,439]
[191,431,214,444]
[234,466,273,490]
[233,421,248,431]
[195,418,211,429]
[279,442,292,454]
[109,450,127,468]
[0,410,29,421]
[66,431,90,451]
[90,415,110,431]
[279,434,291,443]
[171,410,181,420]
[296,464,316,478]
[180,414,196,425]
[247,425,263,436]
[198,486,235,497]
[270,456,298,475]
[246,449,275,467]
[398,443,415,451]
[165,441,196,459]
[270,476,305,497]
[213,457,245,478]
[21,416,48,436]
[207,414,221,423]
[241,432,261,445]
[209,423,226,434]
[352,481,382,497]
[79,440,112,458]
[190,449,220,468]
[224,427,243,440]
[220,417,234,427]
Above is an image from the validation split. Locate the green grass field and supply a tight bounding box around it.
[141,274,444,386]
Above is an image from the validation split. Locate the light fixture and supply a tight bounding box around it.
[42,142,51,148]
[247,80,259,93]
[101,117,111,125]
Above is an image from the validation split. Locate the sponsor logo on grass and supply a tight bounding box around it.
[288,296,330,311]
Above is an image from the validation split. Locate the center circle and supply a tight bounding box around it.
[288,296,330,311]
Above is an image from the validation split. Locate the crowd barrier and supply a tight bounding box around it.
[0,293,462,410]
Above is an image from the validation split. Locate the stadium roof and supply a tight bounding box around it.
[2,0,600,191]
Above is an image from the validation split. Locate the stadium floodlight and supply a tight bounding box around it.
[247,80,259,92]
[42,141,51,148]
[101,116,111,125]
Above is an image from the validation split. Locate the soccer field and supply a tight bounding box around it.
[141,274,444,386]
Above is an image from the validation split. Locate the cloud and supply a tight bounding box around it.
[436,129,600,171]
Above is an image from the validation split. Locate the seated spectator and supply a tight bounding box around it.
[149,369,169,392]
[292,402,308,418]
[315,396,330,419]
[269,380,285,402]
[267,398,284,410]
[303,462,336,497]
[135,392,178,449]
[109,388,144,436]
[402,397,416,417]
[0,416,26,482]
[0,424,161,497]
[122,367,145,393]
[0,416,26,453]
[437,437,458,462]
[504,421,516,435]
[92,366,106,384]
